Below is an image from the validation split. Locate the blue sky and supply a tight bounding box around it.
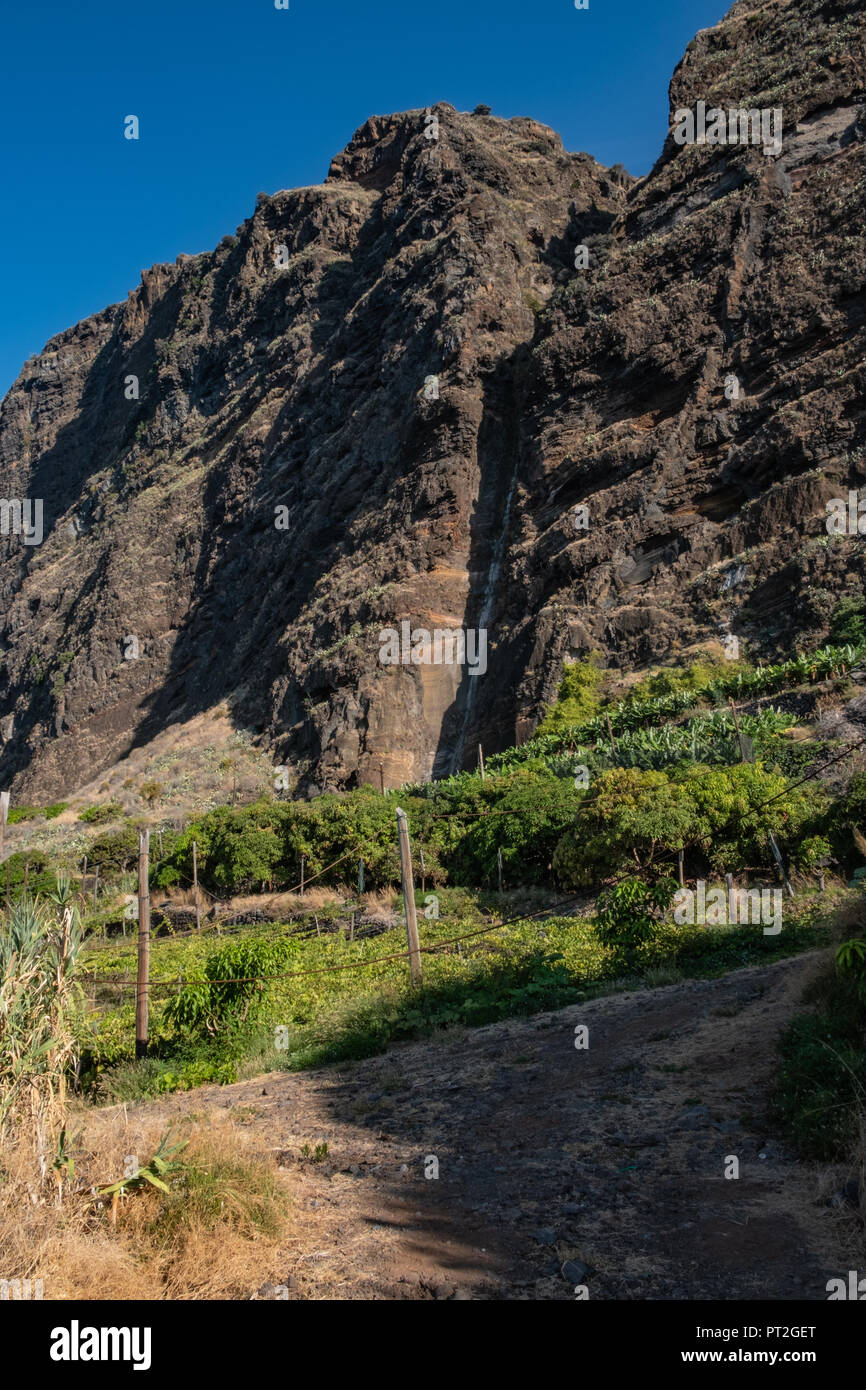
[0,0,726,401]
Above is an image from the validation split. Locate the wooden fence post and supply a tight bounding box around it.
[729,698,752,764]
[396,807,422,988]
[358,858,365,896]
[605,714,616,756]
[478,744,486,780]
[135,830,150,1059]
[767,831,795,899]
[192,840,202,932]
[677,849,685,888]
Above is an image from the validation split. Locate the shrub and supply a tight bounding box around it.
[451,768,580,886]
[161,789,406,896]
[828,595,866,647]
[594,876,678,970]
[837,936,866,1004]
[163,937,297,1037]
[3,851,55,897]
[152,1061,237,1093]
[8,803,67,824]
[828,772,866,868]
[776,992,866,1160]
[553,763,819,888]
[536,656,605,735]
[78,802,122,825]
[793,836,833,872]
[87,824,141,875]
[553,767,693,887]
[628,654,744,701]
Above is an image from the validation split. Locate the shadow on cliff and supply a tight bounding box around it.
[431,348,534,778]
[123,202,459,780]
[0,288,187,787]
[3,181,613,797]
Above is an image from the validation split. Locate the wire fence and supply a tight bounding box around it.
[19,714,866,1012]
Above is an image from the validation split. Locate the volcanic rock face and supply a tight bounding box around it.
[507,0,866,727]
[1,0,865,800]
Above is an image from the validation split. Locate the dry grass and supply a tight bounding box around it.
[154,885,357,923]
[230,887,348,916]
[0,1106,294,1300]
[221,887,402,922]
[155,884,198,908]
[358,889,401,918]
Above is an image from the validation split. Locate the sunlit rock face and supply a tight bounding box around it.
[1,0,864,799]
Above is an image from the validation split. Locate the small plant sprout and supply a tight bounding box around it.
[99,1132,188,1225]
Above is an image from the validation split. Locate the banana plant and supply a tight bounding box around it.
[836,937,866,1003]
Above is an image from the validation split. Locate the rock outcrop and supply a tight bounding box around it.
[1,0,864,799]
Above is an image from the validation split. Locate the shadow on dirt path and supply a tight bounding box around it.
[151,950,863,1299]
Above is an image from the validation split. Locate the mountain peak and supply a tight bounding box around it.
[1,0,864,801]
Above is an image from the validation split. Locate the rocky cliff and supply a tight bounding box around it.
[1,0,864,800]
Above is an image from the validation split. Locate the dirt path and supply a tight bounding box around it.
[152,951,863,1299]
